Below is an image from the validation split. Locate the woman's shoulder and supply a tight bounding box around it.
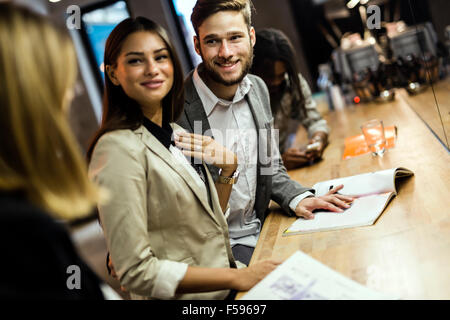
[297,73,312,92]
[0,192,75,262]
[0,192,53,225]
[0,192,105,300]
[95,127,146,154]
[98,128,140,144]
[89,127,148,173]
[0,192,72,242]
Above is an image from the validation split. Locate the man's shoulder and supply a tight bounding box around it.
[247,74,267,90]
[183,69,200,104]
[245,74,271,117]
[184,69,195,83]
[183,69,195,91]
[247,74,270,101]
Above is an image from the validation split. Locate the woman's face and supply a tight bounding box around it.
[107,31,174,110]
[265,60,287,94]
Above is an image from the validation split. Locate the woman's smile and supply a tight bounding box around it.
[141,79,165,89]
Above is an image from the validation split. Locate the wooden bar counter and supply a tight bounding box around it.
[236,83,450,299]
[397,78,450,149]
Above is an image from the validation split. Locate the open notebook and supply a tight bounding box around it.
[283,167,414,236]
[241,250,393,300]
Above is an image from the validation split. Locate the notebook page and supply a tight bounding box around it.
[241,251,392,300]
[284,192,393,234]
[313,168,397,197]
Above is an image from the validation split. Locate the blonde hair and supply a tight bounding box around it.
[0,3,103,220]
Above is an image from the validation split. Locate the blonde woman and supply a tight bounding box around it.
[0,3,107,299]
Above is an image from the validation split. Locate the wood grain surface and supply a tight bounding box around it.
[397,79,450,150]
[236,81,450,299]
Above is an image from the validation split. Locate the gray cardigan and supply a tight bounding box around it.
[177,71,314,223]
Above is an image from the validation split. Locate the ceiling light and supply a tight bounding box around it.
[347,0,360,9]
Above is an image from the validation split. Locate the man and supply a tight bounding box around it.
[177,0,351,265]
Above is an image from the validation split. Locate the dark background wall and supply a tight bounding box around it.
[252,0,313,86]
[428,0,450,43]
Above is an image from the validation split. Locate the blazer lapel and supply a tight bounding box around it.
[183,72,213,138]
[135,126,221,226]
[183,72,221,180]
[246,85,267,130]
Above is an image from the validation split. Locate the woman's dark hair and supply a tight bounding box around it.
[251,28,306,118]
[87,17,184,162]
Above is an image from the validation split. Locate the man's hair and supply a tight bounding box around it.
[191,0,254,35]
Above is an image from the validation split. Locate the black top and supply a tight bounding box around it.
[0,191,105,300]
[142,117,213,209]
[142,117,174,150]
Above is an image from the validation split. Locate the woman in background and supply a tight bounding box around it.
[0,3,108,299]
[87,17,279,300]
[251,28,330,170]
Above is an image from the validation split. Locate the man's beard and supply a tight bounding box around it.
[199,46,253,87]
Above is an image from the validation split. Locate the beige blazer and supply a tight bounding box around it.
[88,123,237,300]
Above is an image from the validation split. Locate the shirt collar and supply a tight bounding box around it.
[192,64,253,117]
[142,117,174,150]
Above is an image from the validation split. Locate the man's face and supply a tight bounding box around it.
[194,10,255,86]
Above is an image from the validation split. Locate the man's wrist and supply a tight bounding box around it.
[289,191,315,213]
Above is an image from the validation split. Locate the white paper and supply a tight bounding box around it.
[241,251,392,300]
[313,168,398,197]
[285,193,393,234]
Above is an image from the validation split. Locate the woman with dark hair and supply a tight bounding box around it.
[87,17,279,300]
[251,28,330,170]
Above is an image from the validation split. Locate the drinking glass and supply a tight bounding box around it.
[361,119,386,156]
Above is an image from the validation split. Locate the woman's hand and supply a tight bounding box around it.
[232,260,281,291]
[282,133,328,170]
[175,132,237,175]
[107,253,127,293]
[282,148,311,170]
[305,132,328,162]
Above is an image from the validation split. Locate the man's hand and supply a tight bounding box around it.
[294,184,355,220]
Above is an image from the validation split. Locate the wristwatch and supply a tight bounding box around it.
[218,169,240,184]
